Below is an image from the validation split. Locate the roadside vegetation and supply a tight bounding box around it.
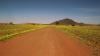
[55,25,100,56]
[0,24,48,41]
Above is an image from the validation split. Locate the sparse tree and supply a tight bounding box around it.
[9,22,14,25]
[72,24,75,26]
[55,21,59,25]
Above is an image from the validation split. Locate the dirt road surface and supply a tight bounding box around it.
[0,27,92,56]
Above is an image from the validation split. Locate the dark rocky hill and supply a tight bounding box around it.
[51,18,78,25]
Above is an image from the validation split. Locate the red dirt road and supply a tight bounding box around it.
[0,27,92,56]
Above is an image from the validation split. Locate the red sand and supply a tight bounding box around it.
[0,27,92,56]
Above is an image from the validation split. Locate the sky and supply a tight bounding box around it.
[0,0,100,24]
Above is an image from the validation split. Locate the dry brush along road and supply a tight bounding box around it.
[0,27,93,56]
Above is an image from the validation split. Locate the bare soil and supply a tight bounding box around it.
[0,27,92,56]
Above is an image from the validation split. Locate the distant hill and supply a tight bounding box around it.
[51,18,100,26]
[51,18,78,26]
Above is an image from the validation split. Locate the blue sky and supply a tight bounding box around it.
[0,0,100,24]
